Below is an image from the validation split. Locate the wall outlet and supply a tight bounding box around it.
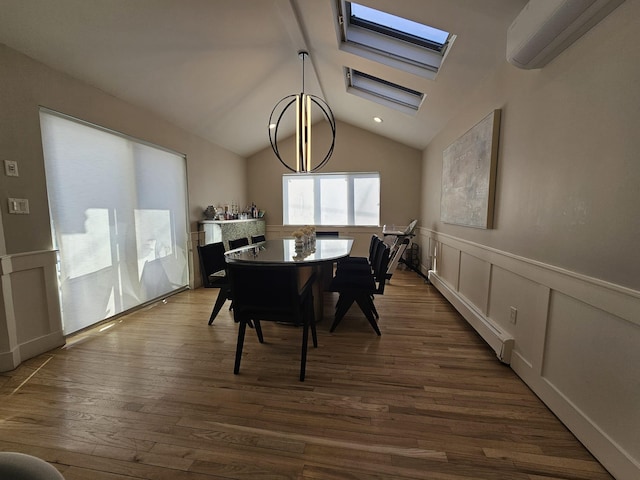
[8,198,29,214]
[510,306,518,324]
[4,160,19,177]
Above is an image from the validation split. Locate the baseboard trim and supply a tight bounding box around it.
[512,353,640,480]
[0,347,20,372]
[429,270,514,363]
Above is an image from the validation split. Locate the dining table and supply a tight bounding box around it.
[224,237,354,321]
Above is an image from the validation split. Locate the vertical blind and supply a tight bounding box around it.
[40,109,189,334]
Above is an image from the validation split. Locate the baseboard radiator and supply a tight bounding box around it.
[428,270,514,364]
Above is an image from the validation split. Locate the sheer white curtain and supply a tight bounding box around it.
[40,109,188,334]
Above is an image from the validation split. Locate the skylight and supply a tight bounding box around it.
[349,3,449,50]
[346,68,425,115]
[336,1,455,79]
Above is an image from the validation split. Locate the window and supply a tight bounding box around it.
[349,3,449,49]
[40,109,189,334]
[346,68,425,115]
[283,172,380,226]
[337,1,455,79]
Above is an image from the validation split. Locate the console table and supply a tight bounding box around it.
[199,219,265,250]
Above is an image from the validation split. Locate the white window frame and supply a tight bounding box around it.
[346,68,425,115]
[283,172,380,226]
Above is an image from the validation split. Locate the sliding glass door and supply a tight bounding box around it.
[40,109,189,334]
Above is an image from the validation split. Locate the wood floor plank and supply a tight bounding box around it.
[0,269,613,479]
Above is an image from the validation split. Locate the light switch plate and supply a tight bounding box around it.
[510,306,518,324]
[4,160,19,177]
[8,198,29,214]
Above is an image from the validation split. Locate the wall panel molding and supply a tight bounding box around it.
[0,250,64,372]
[422,228,639,327]
[417,227,640,480]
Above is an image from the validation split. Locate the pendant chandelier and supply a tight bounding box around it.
[268,50,336,173]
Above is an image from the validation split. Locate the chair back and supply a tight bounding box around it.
[368,235,382,263]
[227,263,314,324]
[228,262,317,380]
[251,234,266,243]
[404,219,418,235]
[197,242,227,288]
[229,237,250,250]
[373,243,391,294]
[316,231,339,237]
[368,237,387,272]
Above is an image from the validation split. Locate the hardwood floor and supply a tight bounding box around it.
[0,269,613,480]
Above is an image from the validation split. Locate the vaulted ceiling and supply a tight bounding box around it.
[0,0,527,157]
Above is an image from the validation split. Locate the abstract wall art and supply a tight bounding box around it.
[441,109,501,229]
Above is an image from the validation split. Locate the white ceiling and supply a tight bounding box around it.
[0,0,527,157]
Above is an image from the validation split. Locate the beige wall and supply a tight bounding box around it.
[0,44,247,370]
[247,120,422,229]
[0,43,247,252]
[419,3,640,479]
[421,2,640,291]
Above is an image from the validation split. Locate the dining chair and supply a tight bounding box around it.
[335,236,386,319]
[315,231,339,237]
[337,234,382,269]
[329,242,391,335]
[197,242,232,325]
[227,263,317,381]
[251,234,266,243]
[228,237,250,250]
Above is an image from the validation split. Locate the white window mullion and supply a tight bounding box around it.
[347,176,355,225]
[314,177,322,225]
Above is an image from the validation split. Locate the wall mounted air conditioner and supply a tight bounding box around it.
[506,0,625,69]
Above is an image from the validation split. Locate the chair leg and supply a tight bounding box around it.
[310,319,318,348]
[334,294,349,312]
[234,320,248,374]
[300,319,309,381]
[355,295,381,336]
[369,295,379,319]
[299,292,317,381]
[254,319,264,343]
[331,294,354,332]
[337,293,355,316]
[208,289,228,325]
[307,294,318,348]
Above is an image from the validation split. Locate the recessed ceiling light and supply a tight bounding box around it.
[373,117,383,123]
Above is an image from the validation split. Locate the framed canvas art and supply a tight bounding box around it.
[440,109,501,229]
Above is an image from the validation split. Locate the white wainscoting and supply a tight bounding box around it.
[0,250,65,372]
[417,228,640,480]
